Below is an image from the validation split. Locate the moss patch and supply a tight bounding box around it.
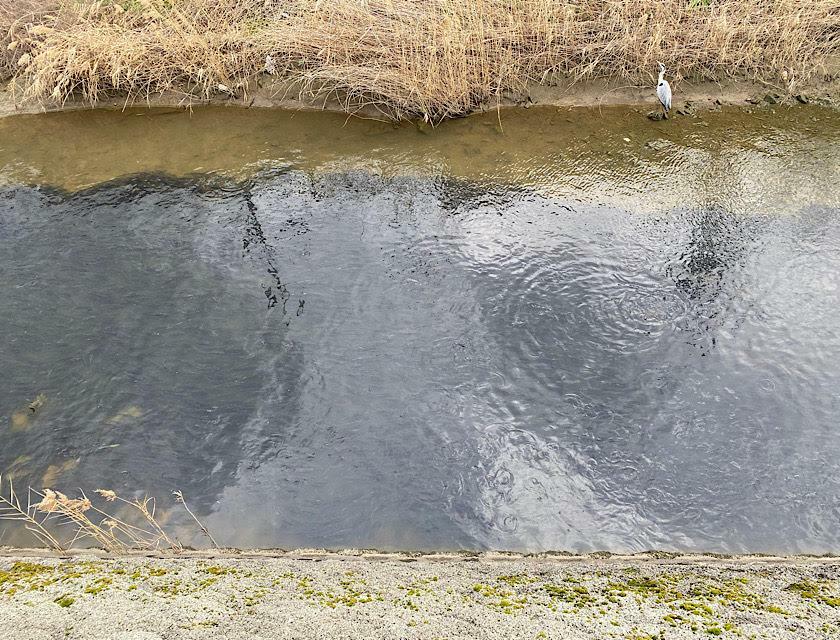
[0,561,56,595]
[784,580,840,607]
[54,594,75,608]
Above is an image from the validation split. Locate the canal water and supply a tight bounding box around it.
[1,105,838,553]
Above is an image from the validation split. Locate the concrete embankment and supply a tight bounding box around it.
[0,550,838,639]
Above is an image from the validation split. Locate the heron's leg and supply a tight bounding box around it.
[662,104,668,120]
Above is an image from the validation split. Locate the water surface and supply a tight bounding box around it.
[1,106,839,552]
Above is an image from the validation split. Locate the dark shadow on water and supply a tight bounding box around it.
[0,174,307,537]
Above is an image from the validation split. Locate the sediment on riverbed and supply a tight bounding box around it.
[0,551,838,639]
[1,0,838,121]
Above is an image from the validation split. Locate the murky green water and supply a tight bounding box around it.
[1,105,839,552]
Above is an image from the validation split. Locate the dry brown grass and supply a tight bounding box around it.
[0,0,52,79]
[0,475,216,552]
[2,0,839,118]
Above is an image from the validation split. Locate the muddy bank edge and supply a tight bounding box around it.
[2,75,838,120]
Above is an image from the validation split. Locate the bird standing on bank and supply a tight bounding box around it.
[656,62,672,119]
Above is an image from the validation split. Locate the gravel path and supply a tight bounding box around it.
[0,551,838,639]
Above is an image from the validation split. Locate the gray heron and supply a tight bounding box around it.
[656,62,672,119]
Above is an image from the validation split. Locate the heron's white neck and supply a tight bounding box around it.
[658,69,665,84]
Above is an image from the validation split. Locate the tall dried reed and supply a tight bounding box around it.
[3,0,839,118]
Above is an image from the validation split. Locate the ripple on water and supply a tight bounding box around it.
[2,115,840,553]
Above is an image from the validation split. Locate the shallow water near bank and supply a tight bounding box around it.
[1,106,839,553]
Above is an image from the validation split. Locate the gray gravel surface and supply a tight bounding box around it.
[0,551,838,639]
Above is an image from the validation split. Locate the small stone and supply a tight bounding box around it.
[675,102,696,116]
[795,94,809,104]
[763,93,779,105]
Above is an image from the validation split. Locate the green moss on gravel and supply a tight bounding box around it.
[784,580,840,607]
[54,594,75,608]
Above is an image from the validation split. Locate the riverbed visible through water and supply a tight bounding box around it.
[1,105,839,553]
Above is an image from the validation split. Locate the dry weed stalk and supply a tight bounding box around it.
[0,475,214,552]
[1,0,838,119]
[173,489,218,549]
[0,475,64,550]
